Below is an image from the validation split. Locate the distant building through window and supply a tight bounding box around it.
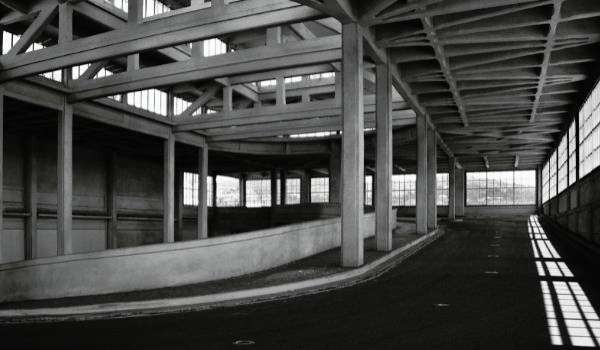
[183,173,213,207]
[436,173,449,205]
[246,179,271,208]
[310,178,329,203]
[365,175,373,206]
[216,176,240,207]
[466,170,535,206]
[286,178,301,204]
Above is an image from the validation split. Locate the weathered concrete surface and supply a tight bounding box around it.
[0,211,395,302]
[543,165,600,248]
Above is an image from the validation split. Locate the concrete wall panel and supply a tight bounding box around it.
[0,212,395,302]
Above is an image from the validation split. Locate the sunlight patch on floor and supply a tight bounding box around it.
[530,216,600,347]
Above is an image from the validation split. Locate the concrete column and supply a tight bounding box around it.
[335,72,342,101]
[191,39,204,58]
[300,171,311,204]
[223,85,233,112]
[176,170,184,239]
[59,2,73,87]
[211,0,225,13]
[427,126,437,230]
[448,157,456,221]
[58,2,73,256]
[280,170,287,205]
[455,168,465,217]
[341,22,364,267]
[106,151,118,249]
[276,75,286,106]
[25,136,37,259]
[375,61,393,252]
[163,135,175,243]
[416,116,428,235]
[0,90,3,262]
[58,99,73,255]
[266,26,282,45]
[270,169,278,207]
[302,91,311,103]
[127,0,142,72]
[197,146,208,239]
[329,141,341,204]
[212,174,217,207]
[239,174,246,207]
[536,166,542,209]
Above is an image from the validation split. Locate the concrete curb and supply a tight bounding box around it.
[0,228,443,324]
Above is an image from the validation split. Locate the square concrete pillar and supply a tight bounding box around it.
[448,157,456,221]
[107,151,118,249]
[212,174,217,207]
[270,169,278,207]
[0,91,3,262]
[163,135,175,243]
[375,62,393,252]
[280,170,287,205]
[455,168,465,217]
[239,174,247,207]
[198,146,208,239]
[25,136,38,259]
[276,75,286,106]
[58,99,73,255]
[416,116,428,234]
[341,22,364,267]
[300,171,311,204]
[427,126,437,231]
[329,141,341,204]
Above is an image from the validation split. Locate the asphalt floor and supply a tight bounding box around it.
[2,215,599,349]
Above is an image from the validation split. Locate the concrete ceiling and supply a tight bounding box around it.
[296,0,600,170]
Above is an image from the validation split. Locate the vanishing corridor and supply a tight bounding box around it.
[3,216,599,349]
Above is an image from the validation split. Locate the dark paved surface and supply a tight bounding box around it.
[3,216,600,349]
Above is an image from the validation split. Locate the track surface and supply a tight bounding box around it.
[3,217,600,349]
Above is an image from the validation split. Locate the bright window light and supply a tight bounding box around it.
[529,215,600,347]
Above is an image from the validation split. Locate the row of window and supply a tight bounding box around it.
[466,171,536,206]
[542,78,600,203]
[103,0,170,18]
[256,73,336,89]
[182,173,454,208]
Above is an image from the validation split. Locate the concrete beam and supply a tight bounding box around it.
[68,36,341,102]
[0,0,324,81]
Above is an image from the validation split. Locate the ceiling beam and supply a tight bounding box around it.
[68,36,342,102]
[0,0,324,81]
[530,0,563,123]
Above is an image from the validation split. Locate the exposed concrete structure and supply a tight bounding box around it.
[416,115,428,235]
[0,0,599,316]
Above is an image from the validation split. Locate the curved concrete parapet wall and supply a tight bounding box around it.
[0,211,395,303]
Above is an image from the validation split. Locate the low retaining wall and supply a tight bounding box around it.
[0,211,395,303]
